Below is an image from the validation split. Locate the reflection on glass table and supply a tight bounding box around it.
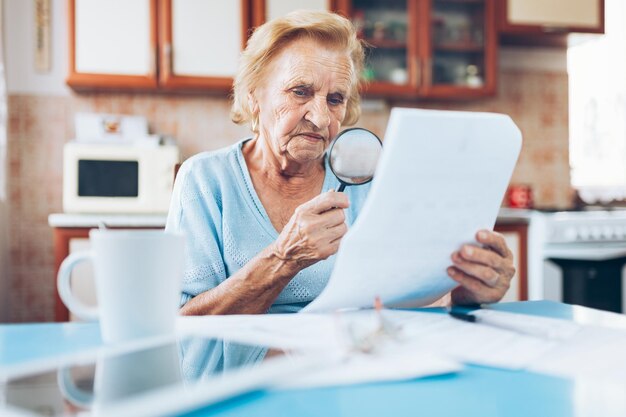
[1,336,303,417]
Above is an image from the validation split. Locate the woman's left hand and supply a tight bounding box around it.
[448,230,516,305]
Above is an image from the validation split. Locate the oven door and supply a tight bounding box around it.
[543,243,626,313]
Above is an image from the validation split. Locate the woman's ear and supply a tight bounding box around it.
[248,92,260,133]
[248,92,259,115]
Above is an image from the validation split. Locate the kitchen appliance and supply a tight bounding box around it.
[535,210,626,313]
[63,113,180,214]
[63,141,180,214]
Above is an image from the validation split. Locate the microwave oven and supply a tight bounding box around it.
[63,142,181,214]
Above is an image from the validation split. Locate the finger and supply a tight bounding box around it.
[318,207,346,228]
[476,230,511,258]
[458,244,508,271]
[320,239,342,259]
[325,222,348,244]
[300,191,350,214]
[447,266,497,297]
[451,251,499,287]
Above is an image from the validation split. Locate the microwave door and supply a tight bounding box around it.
[78,159,139,197]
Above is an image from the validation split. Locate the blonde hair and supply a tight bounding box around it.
[231,10,365,132]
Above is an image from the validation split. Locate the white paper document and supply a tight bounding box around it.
[383,310,559,370]
[529,324,626,383]
[177,310,556,372]
[304,108,522,312]
[177,309,626,384]
[177,312,463,388]
[283,348,461,389]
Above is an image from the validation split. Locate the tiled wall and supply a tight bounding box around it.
[6,69,570,322]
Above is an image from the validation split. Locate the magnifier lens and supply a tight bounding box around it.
[329,128,382,190]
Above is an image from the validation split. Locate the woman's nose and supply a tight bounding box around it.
[304,96,331,129]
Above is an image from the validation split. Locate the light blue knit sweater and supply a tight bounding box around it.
[165,138,371,313]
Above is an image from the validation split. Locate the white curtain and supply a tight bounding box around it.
[0,0,9,322]
[569,0,626,200]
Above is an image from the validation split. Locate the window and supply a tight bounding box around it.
[568,0,626,201]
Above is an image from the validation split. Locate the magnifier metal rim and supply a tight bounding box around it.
[328,127,383,187]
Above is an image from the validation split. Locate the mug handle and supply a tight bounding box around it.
[57,250,99,321]
[57,366,93,409]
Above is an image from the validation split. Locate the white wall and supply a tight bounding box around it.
[5,0,69,95]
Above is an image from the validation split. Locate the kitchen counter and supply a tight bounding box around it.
[48,213,168,228]
[496,208,535,224]
[49,209,534,229]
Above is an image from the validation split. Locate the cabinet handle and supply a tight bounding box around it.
[164,43,173,75]
[541,25,567,33]
[150,45,157,77]
[424,57,431,87]
[413,56,421,87]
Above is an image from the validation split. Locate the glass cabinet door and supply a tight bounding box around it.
[426,0,495,96]
[350,0,418,95]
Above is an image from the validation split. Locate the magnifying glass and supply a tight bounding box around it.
[328,128,383,192]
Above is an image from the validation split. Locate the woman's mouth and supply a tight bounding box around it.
[299,133,325,142]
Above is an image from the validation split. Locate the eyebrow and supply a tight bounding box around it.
[285,78,312,89]
[285,78,349,98]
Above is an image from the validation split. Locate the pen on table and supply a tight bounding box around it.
[447,309,579,340]
[448,311,478,323]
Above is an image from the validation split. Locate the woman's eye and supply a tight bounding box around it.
[328,95,344,106]
[292,88,309,97]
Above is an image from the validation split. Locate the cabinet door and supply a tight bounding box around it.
[500,0,604,34]
[336,0,497,99]
[67,0,158,89]
[159,0,251,90]
[494,223,528,302]
[251,0,331,27]
[422,0,497,98]
[340,0,420,97]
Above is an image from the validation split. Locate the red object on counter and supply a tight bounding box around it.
[506,184,533,208]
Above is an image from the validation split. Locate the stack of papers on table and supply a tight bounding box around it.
[178,308,626,385]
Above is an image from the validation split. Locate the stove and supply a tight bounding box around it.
[530,210,626,313]
[544,210,626,244]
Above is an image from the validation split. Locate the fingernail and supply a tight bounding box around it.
[464,246,473,256]
[447,267,456,276]
[478,231,487,240]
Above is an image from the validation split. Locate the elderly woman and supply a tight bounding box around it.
[166,10,515,316]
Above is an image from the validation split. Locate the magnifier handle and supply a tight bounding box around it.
[337,183,346,193]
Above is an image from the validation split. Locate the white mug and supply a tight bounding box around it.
[57,229,185,343]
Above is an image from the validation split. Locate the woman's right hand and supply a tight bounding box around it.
[272,190,350,271]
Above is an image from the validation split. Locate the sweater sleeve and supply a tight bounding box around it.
[166,158,227,308]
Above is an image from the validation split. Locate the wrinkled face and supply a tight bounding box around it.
[252,37,353,165]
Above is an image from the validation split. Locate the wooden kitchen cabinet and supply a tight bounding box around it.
[494,223,528,302]
[67,0,251,91]
[334,0,497,99]
[67,0,158,89]
[499,0,604,34]
[251,0,331,27]
[498,0,604,46]
[159,0,250,90]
